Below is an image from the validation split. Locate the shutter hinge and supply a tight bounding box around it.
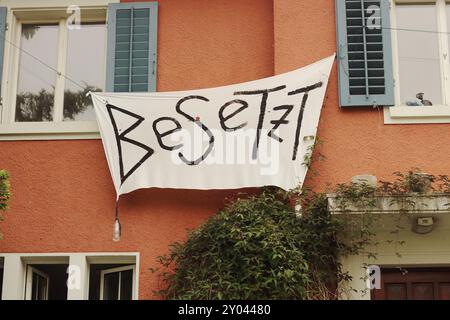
[152,54,156,75]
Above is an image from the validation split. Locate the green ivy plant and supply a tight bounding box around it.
[0,170,11,240]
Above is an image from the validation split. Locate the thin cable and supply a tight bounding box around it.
[381,26,448,35]
[19,63,57,89]
[338,23,448,76]
[4,20,450,98]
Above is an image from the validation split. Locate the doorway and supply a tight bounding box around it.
[372,268,450,300]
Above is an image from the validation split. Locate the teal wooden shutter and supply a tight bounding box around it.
[106,2,158,92]
[0,7,7,99]
[336,0,394,107]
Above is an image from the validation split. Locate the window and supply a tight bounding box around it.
[26,266,51,300]
[87,256,137,300]
[6,8,107,129]
[24,260,69,300]
[0,4,109,138]
[395,4,442,106]
[89,265,135,300]
[0,253,138,300]
[336,0,450,123]
[0,1,158,139]
[14,22,107,123]
[385,0,450,123]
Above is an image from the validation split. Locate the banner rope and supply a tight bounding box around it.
[113,197,121,242]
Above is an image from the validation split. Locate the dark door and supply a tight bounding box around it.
[372,268,450,300]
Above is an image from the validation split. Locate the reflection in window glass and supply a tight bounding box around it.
[396,5,441,106]
[15,24,58,122]
[64,23,106,121]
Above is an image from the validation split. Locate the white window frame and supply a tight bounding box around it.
[385,0,450,124]
[99,265,136,300]
[0,252,139,300]
[0,0,119,140]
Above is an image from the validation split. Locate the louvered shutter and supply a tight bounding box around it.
[336,0,394,107]
[106,2,158,92]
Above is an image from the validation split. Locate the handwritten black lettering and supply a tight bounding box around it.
[106,104,154,185]
[268,104,294,143]
[288,81,323,160]
[175,95,215,165]
[153,117,183,151]
[219,99,248,132]
[234,85,286,159]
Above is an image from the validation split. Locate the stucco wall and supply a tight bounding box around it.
[0,0,273,299]
[2,0,450,299]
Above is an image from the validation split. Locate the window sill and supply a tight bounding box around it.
[0,121,100,140]
[384,105,450,124]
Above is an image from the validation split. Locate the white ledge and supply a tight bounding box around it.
[327,193,450,215]
[384,106,450,124]
[0,121,100,140]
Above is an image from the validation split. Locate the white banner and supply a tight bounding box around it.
[91,55,334,196]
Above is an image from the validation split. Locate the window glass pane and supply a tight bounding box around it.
[103,272,119,300]
[64,23,106,121]
[396,4,442,106]
[120,269,133,300]
[15,24,58,122]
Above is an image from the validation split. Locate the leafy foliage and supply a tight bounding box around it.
[0,170,10,210]
[22,25,39,40]
[154,188,343,300]
[0,170,11,240]
[63,85,101,120]
[15,89,54,122]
